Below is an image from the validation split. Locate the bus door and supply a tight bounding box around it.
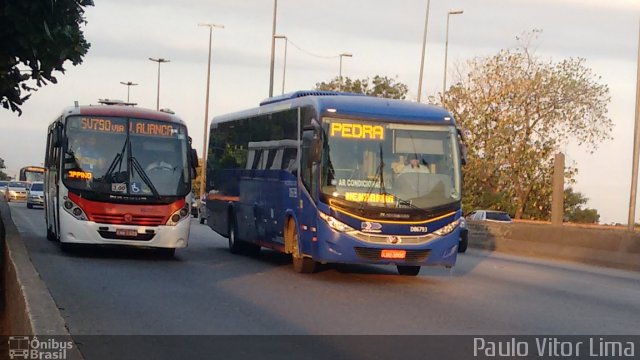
[296,126,320,256]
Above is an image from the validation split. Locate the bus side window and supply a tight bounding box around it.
[281,148,297,173]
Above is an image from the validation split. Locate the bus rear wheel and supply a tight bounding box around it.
[287,219,316,273]
[397,265,421,276]
[228,222,243,254]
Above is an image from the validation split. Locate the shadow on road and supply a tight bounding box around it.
[57,244,182,262]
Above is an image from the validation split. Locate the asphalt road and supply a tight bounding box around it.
[7,202,640,337]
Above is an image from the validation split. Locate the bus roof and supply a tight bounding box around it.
[212,91,454,127]
[52,103,186,126]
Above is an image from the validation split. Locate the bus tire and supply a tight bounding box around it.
[397,265,421,276]
[158,248,176,259]
[458,230,468,253]
[228,219,243,254]
[46,227,58,242]
[287,219,316,273]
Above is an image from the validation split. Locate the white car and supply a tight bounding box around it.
[0,181,8,199]
[466,210,512,223]
[27,181,45,209]
[5,181,29,202]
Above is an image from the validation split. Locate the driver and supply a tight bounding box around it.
[75,134,105,172]
[145,153,175,173]
[401,154,430,173]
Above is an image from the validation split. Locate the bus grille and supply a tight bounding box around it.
[91,214,166,226]
[351,232,436,245]
[353,247,431,263]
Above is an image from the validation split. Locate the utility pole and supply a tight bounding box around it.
[417,0,431,103]
[628,20,640,231]
[268,0,278,97]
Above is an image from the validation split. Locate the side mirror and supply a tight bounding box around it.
[303,120,322,164]
[457,128,468,166]
[190,148,199,169]
[52,125,63,148]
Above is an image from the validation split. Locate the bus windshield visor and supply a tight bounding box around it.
[63,116,190,198]
[321,118,462,209]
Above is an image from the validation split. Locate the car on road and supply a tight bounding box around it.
[458,216,468,253]
[4,181,29,202]
[0,181,8,199]
[27,181,45,209]
[466,210,512,223]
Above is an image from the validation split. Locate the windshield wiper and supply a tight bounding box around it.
[359,143,390,210]
[104,137,129,182]
[130,156,161,199]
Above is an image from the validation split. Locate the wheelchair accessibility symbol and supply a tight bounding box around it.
[131,182,142,193]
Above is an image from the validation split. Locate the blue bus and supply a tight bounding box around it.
[205,91,465,275]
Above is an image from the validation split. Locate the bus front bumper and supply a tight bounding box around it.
[309,221,460,267]
[58,209,190,249]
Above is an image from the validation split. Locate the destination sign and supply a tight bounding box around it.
[67,170,92,181]
[79,118,178,137]
[330,122,384,140]
[345,192,394,203]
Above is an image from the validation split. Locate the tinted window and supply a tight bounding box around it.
[30,183,44,191]
[486,212,511,222]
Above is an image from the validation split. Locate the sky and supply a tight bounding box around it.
[1,0,639,224]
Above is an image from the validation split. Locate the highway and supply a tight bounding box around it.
[7,202,640,338]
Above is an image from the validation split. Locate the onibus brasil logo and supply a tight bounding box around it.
[8,336,74,360]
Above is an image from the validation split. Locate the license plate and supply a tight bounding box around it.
[116,229,138,237]
[381,249,406,259]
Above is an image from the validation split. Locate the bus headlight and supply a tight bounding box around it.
[166,204,190,226]
[433,218,461,236]
[62,199,87,221]
[319,212,355,233]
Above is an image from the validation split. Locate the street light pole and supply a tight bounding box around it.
[198,23,224,200]
[148,57,170,110]
[268,0,278,98]
[417,0,431,103]
[274,34,288,95]
[628,20,640,230]
[443,9,463,99]
[119,81,138,102]
[339,53,352,92]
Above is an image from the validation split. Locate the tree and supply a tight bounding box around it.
[315,75,409,99]
[564,188,600,224]
[1,0,94,115]
[444,31,612,220]
[192,158,205,196]
[0,157,8,180]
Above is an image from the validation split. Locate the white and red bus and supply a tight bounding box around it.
[44,100,198,256]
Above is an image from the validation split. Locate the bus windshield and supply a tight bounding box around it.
[321,118,461,209]
[21,167,45,182]
[63,116,190,199]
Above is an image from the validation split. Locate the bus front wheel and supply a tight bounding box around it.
[46,227,58,242]
[397,265,421,276]
[287,219,316,273]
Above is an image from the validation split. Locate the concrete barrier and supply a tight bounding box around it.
[468,220,640,272]
[0,200,84,358]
